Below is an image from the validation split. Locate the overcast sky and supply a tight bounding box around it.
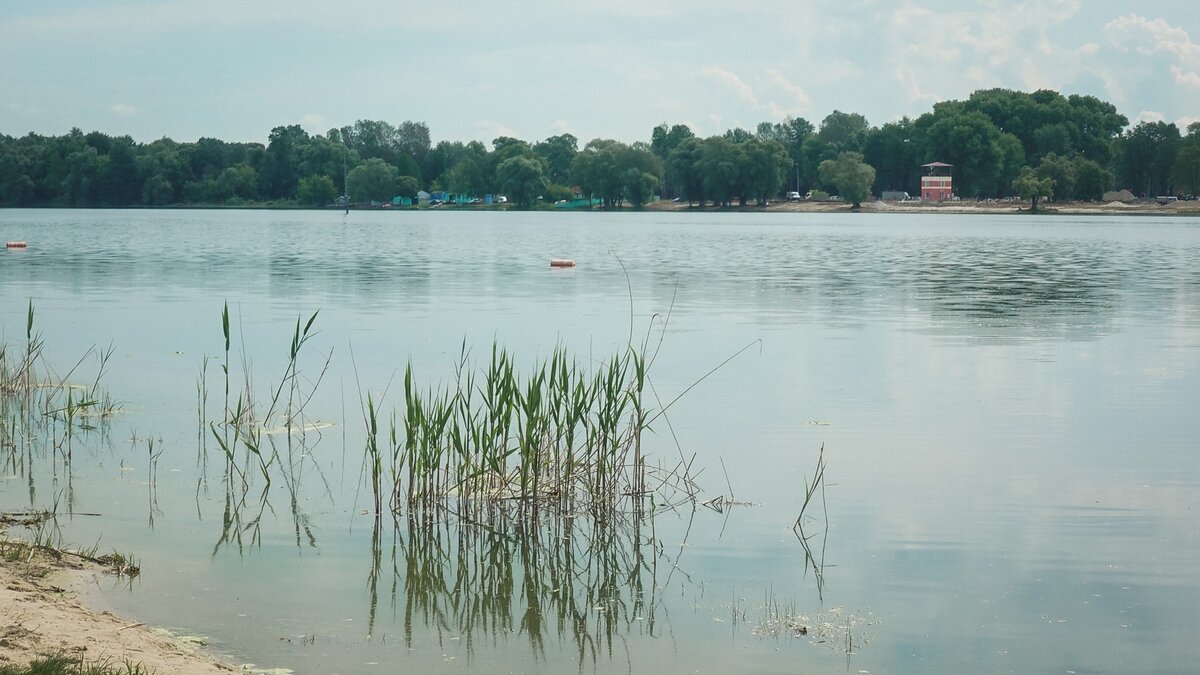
[2,1,1197,147]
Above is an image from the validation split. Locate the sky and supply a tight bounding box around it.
[1,0,1198,147]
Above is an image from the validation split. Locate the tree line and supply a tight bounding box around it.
[2,88,1198,209]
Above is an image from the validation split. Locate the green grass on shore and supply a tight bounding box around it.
[0,655,149,675]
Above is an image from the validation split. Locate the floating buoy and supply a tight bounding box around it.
[6,241,27,249]
[549,259,576,268]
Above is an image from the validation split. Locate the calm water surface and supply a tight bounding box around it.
[2,209,1198,674]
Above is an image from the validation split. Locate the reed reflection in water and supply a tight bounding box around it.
[369,503,678,668]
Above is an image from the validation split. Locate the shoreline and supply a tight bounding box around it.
[0,539,240,674]
[640,198,1200,216]
[2,200,1198,216]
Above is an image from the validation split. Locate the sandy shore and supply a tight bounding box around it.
[0,540,238,674]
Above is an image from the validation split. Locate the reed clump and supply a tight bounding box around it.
[2,302,120,463]
[369,340,695,515]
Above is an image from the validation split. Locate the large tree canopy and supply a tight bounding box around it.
[818,152,876,208]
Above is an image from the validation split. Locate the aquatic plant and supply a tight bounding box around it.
[200,304,333,556]
[2,302,120,476]
[371,339,699,515]
[793,444,829,602]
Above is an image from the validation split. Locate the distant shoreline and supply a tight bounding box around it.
[2,200,1198,216]
[644,199,1200,216]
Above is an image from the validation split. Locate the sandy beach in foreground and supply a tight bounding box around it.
[0,543,239,674]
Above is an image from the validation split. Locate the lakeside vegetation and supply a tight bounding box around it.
[1,88,1198,210]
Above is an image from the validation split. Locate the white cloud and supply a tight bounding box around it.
[297,113,327,133]
[883,0,1093,107]
[1134,110,1165,124]
[473,120,518,146]
[763,69,812,112]
[699,67,759,108]
[110,103,138,116]
[695,66,811,124]
[1103,15,1200,90]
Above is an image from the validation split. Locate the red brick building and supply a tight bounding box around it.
[921,162,953,201]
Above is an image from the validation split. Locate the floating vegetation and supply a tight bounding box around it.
[751,605,877,655]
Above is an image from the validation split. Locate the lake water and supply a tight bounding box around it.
[2,209,1198,674]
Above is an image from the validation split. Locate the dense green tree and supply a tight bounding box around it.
[571,139,619,206]
[799,135,836,191]
[650,123,696,198]
[722,127,754,144]
[621,167,659,208]
[569,139,660,208]
[919,106,1022,197]
[332,120,399,165]
[487,137,540,193]
[818,151,876,208]
[650,123,696,161]
[261,124,309,199]
[666,137,705,206]
[1033,123,1073,161]
[697,136,745,207]
[740,137,792,205]
[1012,167,1055,211]
[96,136,139,205]
[817,110,869,150]
[1072,157,1114,201]
[396,175,420,200]
[396,121,431,170]
[544,183,575,202]
[863,118,920,195]
[298,136,354,188]
[533,134,578,185]
[1036,153,1075,201]
[297,175,337,206]
[210,164,259,203]
[136,139,187,205]
[442,157,487,197]
[768,116,816,192]
[63,146,102,206]
[1170,123,1200,196]
[496,155,547,209]
[347,158,400,202]
[141,174,174,205]
[960,88,1126,168]
[1117,121,1181,197]
[1066,94,1127,164]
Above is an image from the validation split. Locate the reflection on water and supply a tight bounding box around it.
[372,505,670,668]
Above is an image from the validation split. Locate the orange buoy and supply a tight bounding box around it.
[550,258,576,268]
[6,241,27,249]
